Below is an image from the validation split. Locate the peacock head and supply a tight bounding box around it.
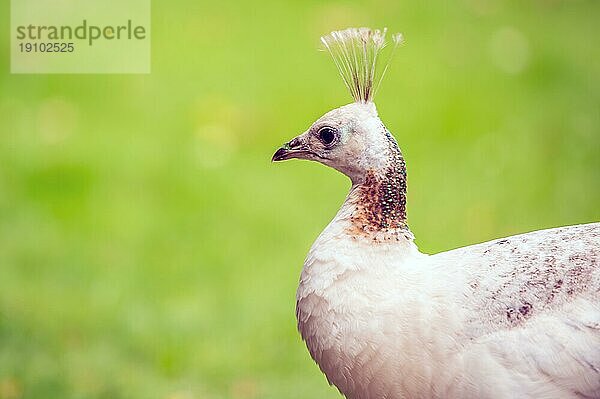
[272,28,404,185]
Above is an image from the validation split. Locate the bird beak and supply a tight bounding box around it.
[272,136,308,162]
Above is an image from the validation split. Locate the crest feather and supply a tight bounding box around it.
[321,27,403,103]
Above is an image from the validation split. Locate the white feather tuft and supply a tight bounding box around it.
[321,27,404,103]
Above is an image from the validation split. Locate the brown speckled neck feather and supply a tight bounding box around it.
[349,130,409,235]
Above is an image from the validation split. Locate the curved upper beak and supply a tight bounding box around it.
[272,136,308,162]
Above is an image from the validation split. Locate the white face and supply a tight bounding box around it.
[272,102,391,184]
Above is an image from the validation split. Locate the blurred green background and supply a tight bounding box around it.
[1,0,599,398]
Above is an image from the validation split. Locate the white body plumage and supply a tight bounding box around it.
[297,204,600,398]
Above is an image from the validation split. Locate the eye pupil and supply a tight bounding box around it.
[319,128,335,145]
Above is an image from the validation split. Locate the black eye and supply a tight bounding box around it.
[318,127,337,146]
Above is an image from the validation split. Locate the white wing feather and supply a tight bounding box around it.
[297,223,600,399]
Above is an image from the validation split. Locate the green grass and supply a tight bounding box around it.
[0,0,599,398]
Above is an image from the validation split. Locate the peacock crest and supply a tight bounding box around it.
[320,27,404,103]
